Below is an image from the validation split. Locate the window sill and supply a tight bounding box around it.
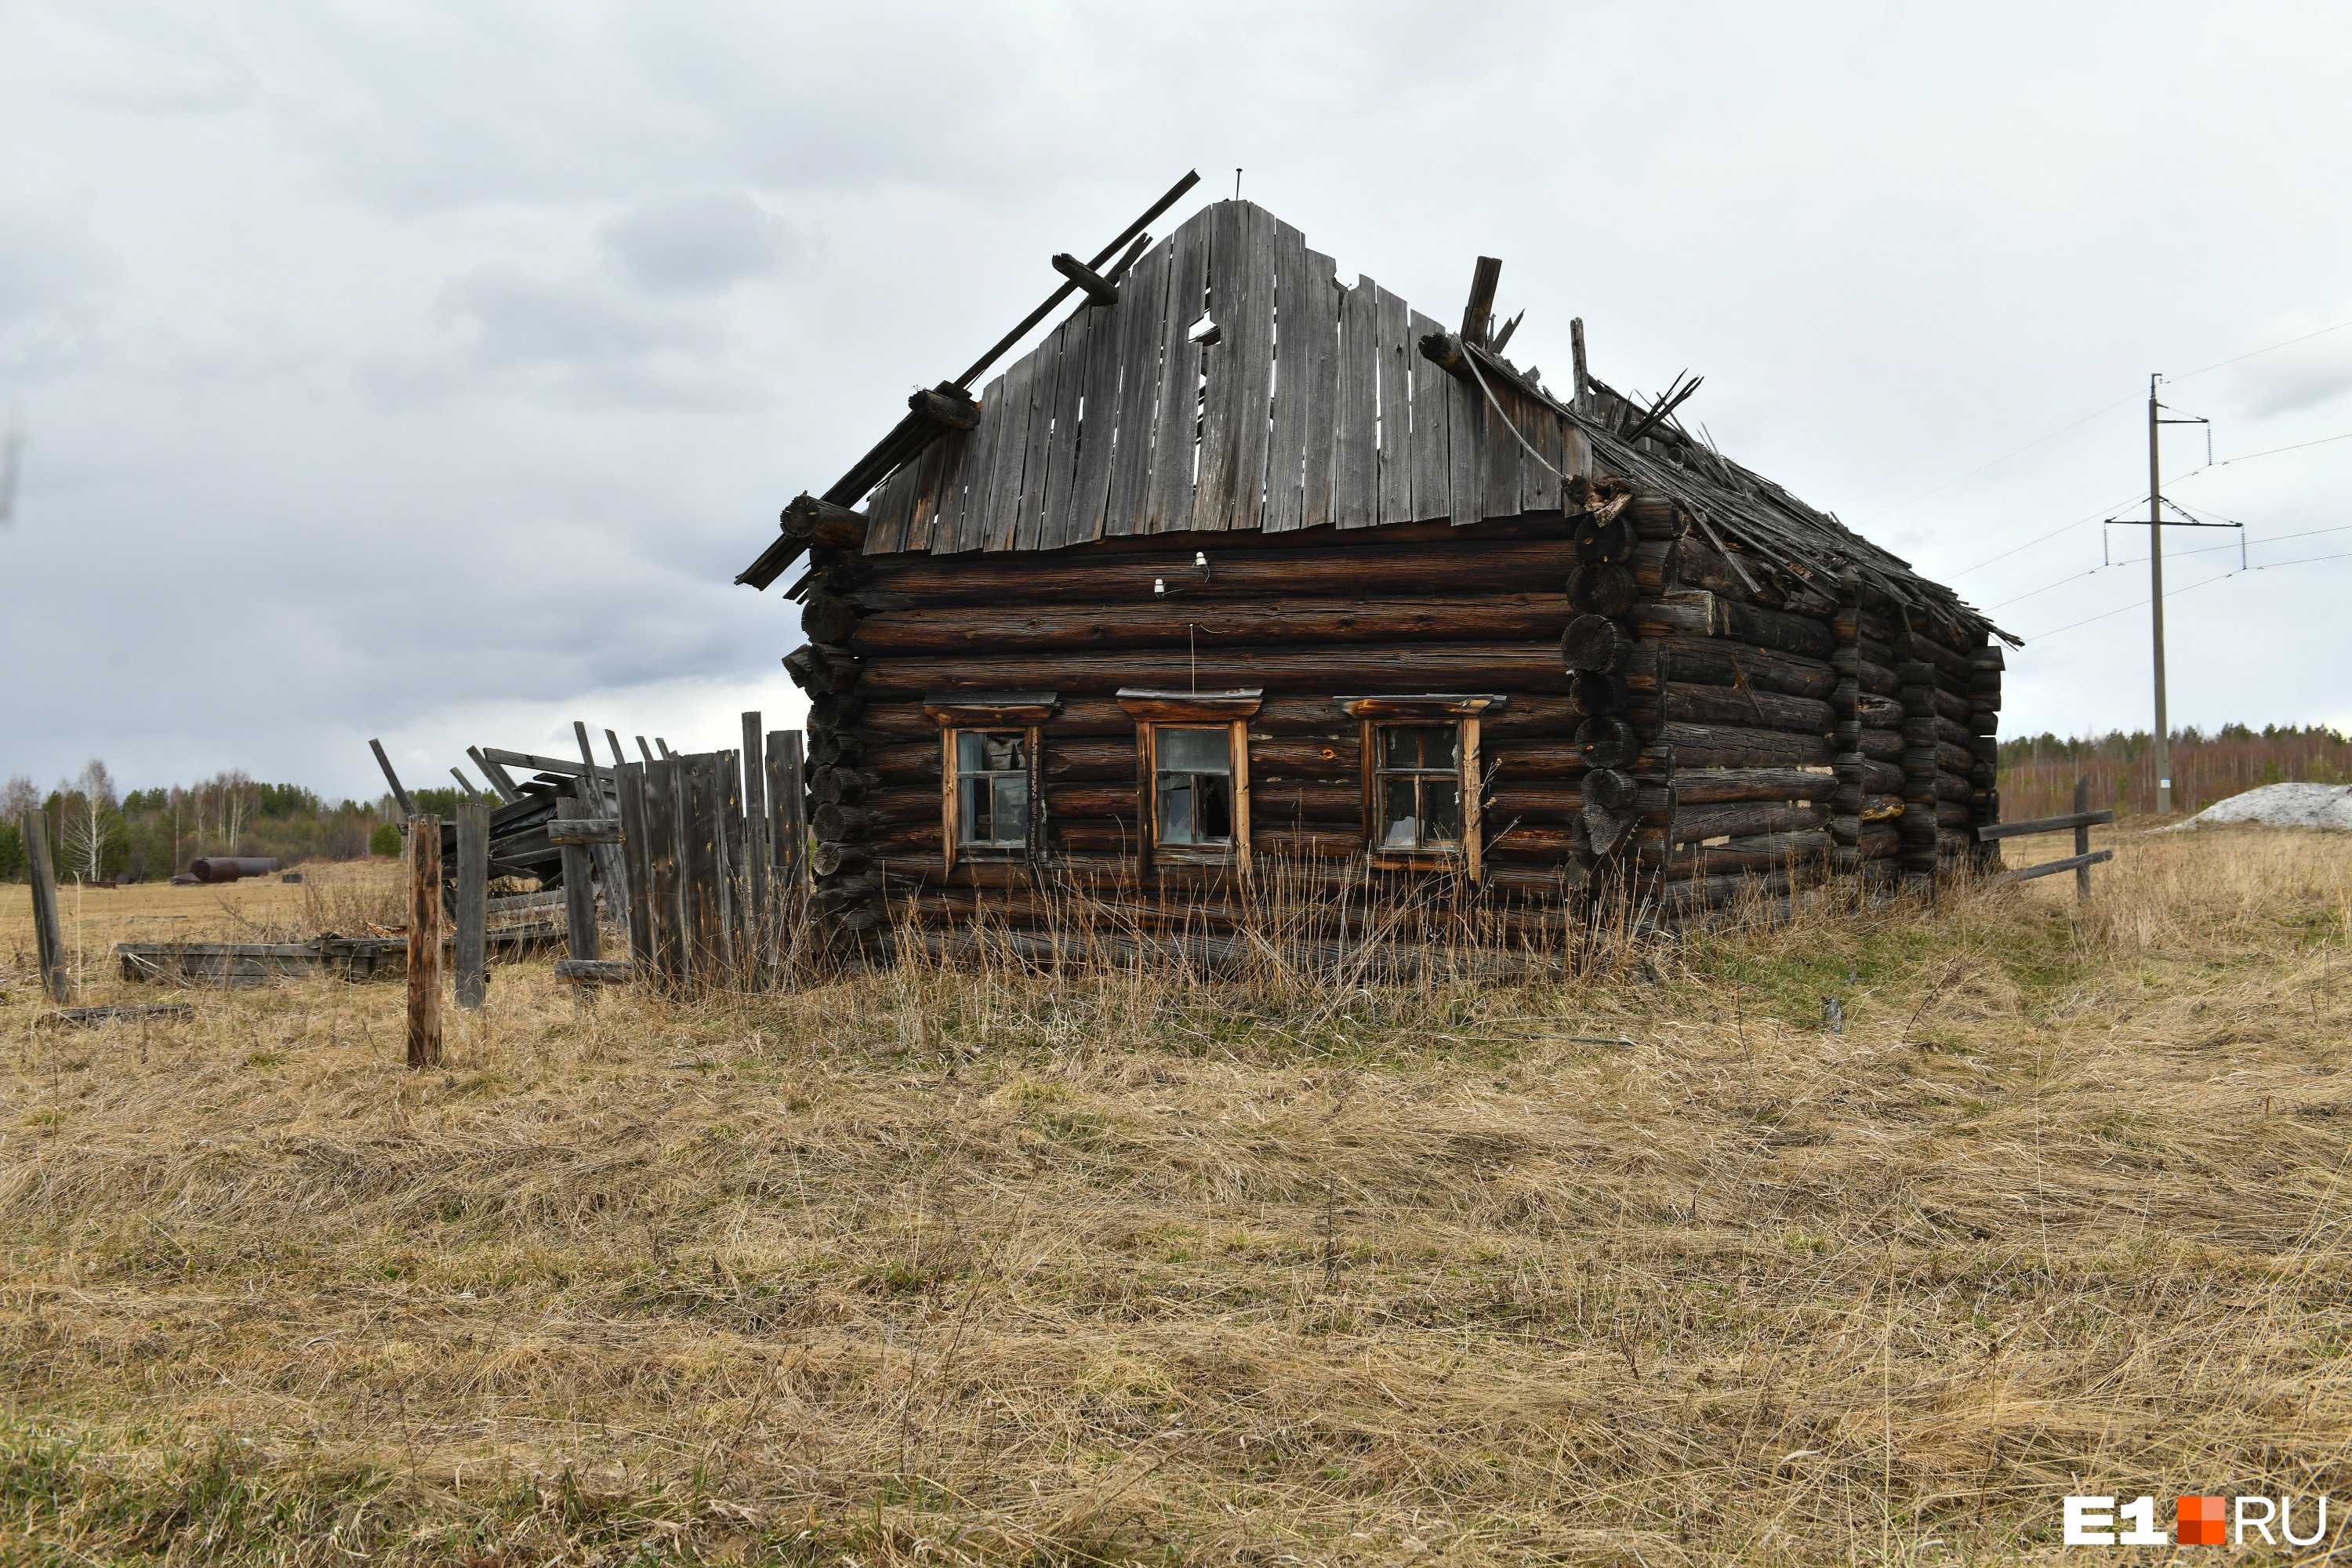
[1367,849,1472,875]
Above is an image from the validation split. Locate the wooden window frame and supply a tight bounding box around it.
[924,692,1058,872]
[1115,689,1261,873]
[1332,695,1507,880]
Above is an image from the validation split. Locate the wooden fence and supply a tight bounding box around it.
[528,719,808,993]
[1977,778,2114,902]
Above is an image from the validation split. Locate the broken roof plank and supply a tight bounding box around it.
[1140,216,1210,534]
[1098,234,1173,541]
[1332,277,1381,530]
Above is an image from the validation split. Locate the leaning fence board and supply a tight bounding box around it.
[455,800,488,1009]
[717,750,744,974]
[618,764,655,971]
[407,815,444,1068]
[22,808,71,1004]
[742,715,771,971]
[644,757,685,986]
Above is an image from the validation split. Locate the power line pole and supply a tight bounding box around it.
[2147,374,2169,815]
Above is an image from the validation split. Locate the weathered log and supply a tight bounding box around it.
[1567,670,1624,719]
[1663,681,1834,735]
[815,768,878,806]
[781,492,869,550]
[1668,829,1830,877]
[1565,561,1637,618]
[1901,713,1978,750]
[1831,648,1902,693]
[812,801,877,839]
[1656,637,1837,701]
[809,693,866,730]
[784,643,860,696]
[851,592,1577,655]
[800,595,860,644]
[1654,722,1834,768]
[1668,767,1837,805]
[1575,715,1640,768]
[1631,592,1838,661]
[1660,869,1797,907]
[1671,537,1838,616]
[1671,801,1827,845]
[1573,511,1636,561]
[857,536,1587,608]
[1561,615,1630,672]
[1835,756,1908,794]
[908,385,982,430]
[1584,768,1638,812]
[857,644,1581,700]
[1834,725,1907,761]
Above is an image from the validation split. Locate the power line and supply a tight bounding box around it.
[1987,517,2352,607]
[2181,428,2352,473]
[1954,430,2352,579]
[1868,314,2352,526]
[1953,492,2143,575]
[2024,546,2352,641]
[1872,397,2137,521]
[2168,315,2352,382]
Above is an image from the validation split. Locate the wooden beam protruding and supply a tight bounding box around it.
[780,492,870,550]
[1459,256,1501,345]
[907,385,980,431]
[368,739,414,818]
[1051,252,1120,306]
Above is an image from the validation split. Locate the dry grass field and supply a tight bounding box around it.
[4,829,2350,1564]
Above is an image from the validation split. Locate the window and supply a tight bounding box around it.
[1374,725,1463,851]
[954,731,1030,849]
[1333,695,1505,879]
[924,691,1057,870]
[1116,689,1261,871]
[1154,727,1235,847]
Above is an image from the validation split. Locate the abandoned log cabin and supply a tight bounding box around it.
[737,189,2015,943]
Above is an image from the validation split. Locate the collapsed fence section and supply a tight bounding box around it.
[605,727,809,993]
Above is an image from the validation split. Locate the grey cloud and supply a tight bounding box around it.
[5,0,2352,800]
[600,191,800,295]
[359,263,755,411]
[0,204,119,379]
[2227,349,2352,421]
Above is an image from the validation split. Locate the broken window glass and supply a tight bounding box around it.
[1373,723,1464,853]
[1155,724,1234,847]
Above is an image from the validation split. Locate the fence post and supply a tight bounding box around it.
[406,815,444,1067]
[22,808,71,1004]
[455,800,488,1008]
[2073,776,2092,906]
[742,713,771,984]
[555,795,601,967]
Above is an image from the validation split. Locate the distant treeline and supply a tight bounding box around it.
[1999,723,2352,822]
[0,762,482,884]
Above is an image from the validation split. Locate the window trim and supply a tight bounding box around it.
[1332,695,1505,880]
[926,692,1057,871]
[1116,689,1261,873]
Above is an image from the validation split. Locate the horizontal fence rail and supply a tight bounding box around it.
[1980,777,2113,902]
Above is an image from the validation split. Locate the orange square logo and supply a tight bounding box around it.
[2178,1495,2227,1546]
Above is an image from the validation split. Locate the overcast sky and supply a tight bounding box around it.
[5,1,2349,802]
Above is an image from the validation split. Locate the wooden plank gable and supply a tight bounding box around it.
[853,199,1591,556]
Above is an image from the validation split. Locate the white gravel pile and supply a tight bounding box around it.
[2169,782,2352,832]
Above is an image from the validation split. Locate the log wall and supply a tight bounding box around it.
[786,502,2003,942]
